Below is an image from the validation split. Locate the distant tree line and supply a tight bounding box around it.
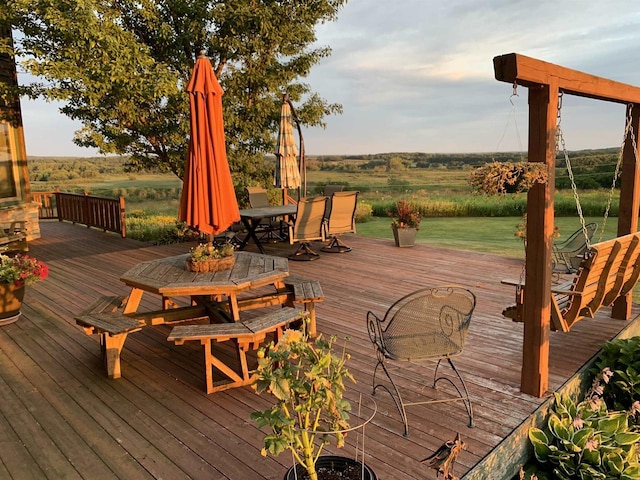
[311,148,623,190]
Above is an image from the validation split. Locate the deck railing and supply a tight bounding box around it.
[31,191,126,237]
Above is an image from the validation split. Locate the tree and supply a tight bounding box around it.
[1,0,346,184]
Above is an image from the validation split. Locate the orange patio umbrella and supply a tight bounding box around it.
[179,53,240,240]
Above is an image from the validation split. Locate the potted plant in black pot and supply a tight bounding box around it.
[390,200,421,247]
[251,327,377,480]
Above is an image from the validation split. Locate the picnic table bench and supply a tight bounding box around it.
[75,295,211,378]
[168,307,304,393]
[0,221,28,252]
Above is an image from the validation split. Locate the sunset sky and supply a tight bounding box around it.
[18,0,640,157]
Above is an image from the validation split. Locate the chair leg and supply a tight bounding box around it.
[321,236,352,253]
[288,242,321,261]
[372,358,410,436]
[433,358,474,428]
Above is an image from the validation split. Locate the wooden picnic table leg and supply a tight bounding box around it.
[202,339,251,394]
[123,288,144,314]
[227,293,241,321]
[100,332,128,379]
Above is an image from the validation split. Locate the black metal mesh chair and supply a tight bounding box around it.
[366,286,476,436]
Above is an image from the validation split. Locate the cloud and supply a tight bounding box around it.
[17,0,640,157]
[302,0,640,154]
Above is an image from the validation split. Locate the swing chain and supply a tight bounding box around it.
[600,104,634,241]
[556,92,591,247]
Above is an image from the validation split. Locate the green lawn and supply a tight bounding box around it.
[356,216,618,259]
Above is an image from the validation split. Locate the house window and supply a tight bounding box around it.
[0,122,18,199]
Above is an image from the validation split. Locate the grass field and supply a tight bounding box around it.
[356,216,618,258]
[29,159,625,258]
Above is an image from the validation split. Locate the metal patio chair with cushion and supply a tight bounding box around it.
[288,196,327,261]
[321,191,359,253]
[366,286,476,436]
[246,186,284,241]
[552,222,598,273]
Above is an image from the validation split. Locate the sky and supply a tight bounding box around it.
[17,0,640,157]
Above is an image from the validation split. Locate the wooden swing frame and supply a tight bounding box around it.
[494,53,640,397]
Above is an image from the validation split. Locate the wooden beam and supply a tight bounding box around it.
[612,105,640,319]
[494,53,640,104]
[520,83,557,397]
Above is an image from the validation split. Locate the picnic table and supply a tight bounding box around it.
[119,251,290,320]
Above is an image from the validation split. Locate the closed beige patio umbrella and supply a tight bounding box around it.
[274,93,305,202]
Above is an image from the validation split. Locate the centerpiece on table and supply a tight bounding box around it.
[251,328,377,480]
[0,251,49,325]
[185,242,235,273]
[390,200,421,247]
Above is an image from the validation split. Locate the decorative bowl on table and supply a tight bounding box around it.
[186,243,235,273]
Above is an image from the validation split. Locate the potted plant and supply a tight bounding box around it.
[390,200,421,247]
[185,242,235,272]
[251,328,377,480]
[0,251,49,325]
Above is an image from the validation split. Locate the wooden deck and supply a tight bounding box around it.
[1,220,637,480]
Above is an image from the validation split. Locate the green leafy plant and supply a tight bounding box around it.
[0,252,49,287]
[251,328,355,480]
[592,337,640,423]
[188,242,234,261]
[390,200,421,229]
[526,370,640,480]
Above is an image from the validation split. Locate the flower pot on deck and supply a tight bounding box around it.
[392,225,417,248]
[0,282,25,326]
[284,455,377,480]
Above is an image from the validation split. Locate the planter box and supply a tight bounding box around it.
[392,226,417,247]
[461,314,640,480]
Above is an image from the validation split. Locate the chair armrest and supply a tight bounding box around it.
[366,311,385,349]
[501,279,523,287]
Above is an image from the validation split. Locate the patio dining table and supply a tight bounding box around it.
[238,204,298,254]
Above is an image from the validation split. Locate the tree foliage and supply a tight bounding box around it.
[1,0,346,184]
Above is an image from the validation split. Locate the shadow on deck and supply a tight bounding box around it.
[0,220,636,479]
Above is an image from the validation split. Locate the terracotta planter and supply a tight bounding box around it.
[0,281,25,326]
[392,225,417,247]
[284,455,377,480]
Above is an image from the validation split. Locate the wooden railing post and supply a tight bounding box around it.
[119,197,126,238]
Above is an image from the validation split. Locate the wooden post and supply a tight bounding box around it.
[521,82,557,396]
[119,196,126,238]
[612,104,640,319]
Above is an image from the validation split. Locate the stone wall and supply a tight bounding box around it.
[0,202,41,241]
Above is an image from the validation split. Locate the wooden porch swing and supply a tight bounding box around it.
[503,102,640,332]
[493,53,640,397]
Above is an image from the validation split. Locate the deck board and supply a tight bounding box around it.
[0,220,636,479]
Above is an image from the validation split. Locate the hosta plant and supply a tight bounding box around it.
[592,337,640,424]
[525,371,640,480]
